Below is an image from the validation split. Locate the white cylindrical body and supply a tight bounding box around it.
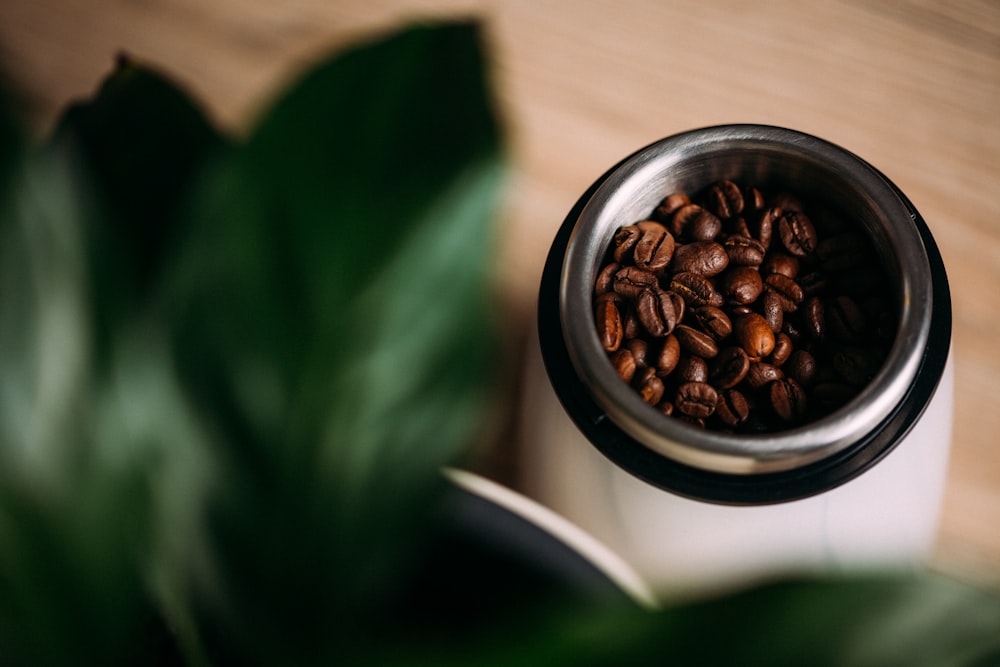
[520,334,954,598]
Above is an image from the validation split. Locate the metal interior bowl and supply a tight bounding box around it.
[559,125,934,475]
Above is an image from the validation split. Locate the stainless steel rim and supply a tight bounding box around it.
[559,125,933,474]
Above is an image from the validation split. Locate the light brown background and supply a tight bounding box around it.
[1,0,997,585]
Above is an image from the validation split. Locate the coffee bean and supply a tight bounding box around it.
[613,266,659,298]
[802,296,825,340]
[690,305,733,340]
[653,193,691,222]
[655,334,681,376]
[770,332,794,367]
[633,221,675,273]
[710,346,750,389]
[778,209,818,256]
[760,289,784,334]
[625,338,650,368]
[613,225,641,264]
[785,349,817,387]
[675,355,709,384]
[734,312,776,360]
[634,367,665,405]
[610,348,636,383]
[705,180,744,219]
[760,251,799,278]
[724,235,766,266]
[595,262,620,296]
[674,324,719,359]
[636,287,680,337]
[595,293,624,352]
[676,382,719,418]
[764,273,804,312]
[751,207,781,249]
[770,378,807,421]
[745,361,784,390]
[671,204,723,241]
[744,186,765,212]
[670,271,724,307]
[721,266,764,305]
[671,241,730,277]
[716,389,750,427]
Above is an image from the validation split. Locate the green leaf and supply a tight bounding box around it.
[164,21,505,664]
[50,55,225,363]
[0,141,155,666]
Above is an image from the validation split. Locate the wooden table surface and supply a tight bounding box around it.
[2,0,997,585]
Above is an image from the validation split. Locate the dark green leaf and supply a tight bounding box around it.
[164,21,505,664]
[51,55,224,362]
[0,143,155,666]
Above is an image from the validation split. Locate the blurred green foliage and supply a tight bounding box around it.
[0,19,997,667]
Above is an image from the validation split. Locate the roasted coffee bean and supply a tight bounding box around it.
[633,221,675,273]
[760,251,799,278]
[690,305,732,340]
[613,266,659,298]
[634,367,665,405]
[675,355,709,384]
[595,262,620,296]
[770,332,794,367]
[716,389,750,427]
[720,266,764,305]
[623,308,642,339]
[751,207,781,249]
[760,289,784,334]
[670,271,724,307]
[613,225,641,263]
[675,382,719,419]
[625,338,650,368]
[653,193,691,222]
[674,324,719,359]
[744,186,765,212]
[671,241,730,277]
[764,273,804,312]
[655,334,681,376]
[827,295,867,342]
[734,312,776,360]
[770,377,807,421]
[710,346,750,389]
[595,293,624,352]
[672,204,722,241]
[802,296,825,340]
[778,209,818,256]
[610,348,637,383]
[785,349,817,387]
[724,235,766,266]
[659,400,675,417]
[636,287,680,337]
[705,180,744,219]
[745,361,784,390]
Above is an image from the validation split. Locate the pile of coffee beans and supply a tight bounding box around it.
[592,179,895,433]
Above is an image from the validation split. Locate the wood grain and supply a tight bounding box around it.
[1,0,997,584]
